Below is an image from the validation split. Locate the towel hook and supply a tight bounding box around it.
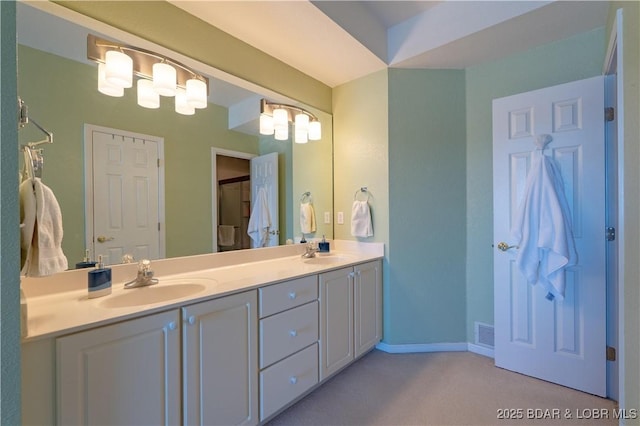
[535,134,552,151]
[300,191,312,202]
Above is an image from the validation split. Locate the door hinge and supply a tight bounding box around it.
[157,158,161,168]
[605,107,615,122]
[606,226,616,241]
[607,346,616,361]
[158,222,161,232]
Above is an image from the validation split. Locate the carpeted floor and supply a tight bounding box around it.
[266,350,617,426]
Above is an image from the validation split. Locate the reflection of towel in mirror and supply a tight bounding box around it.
[218,225,236,247]
[511,153,577,301]
[300,202,316,234]
[351,200,373,238]
[247,187,272,247]
[20,178,68,276]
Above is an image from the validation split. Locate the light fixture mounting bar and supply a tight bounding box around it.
[87,34,208,93]
[260,98,318,122]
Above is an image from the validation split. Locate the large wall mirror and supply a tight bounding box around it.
[17,2,333,269]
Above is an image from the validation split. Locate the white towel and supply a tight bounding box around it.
[511,152,577,301]
[300,202,316,234]
[218,225,235,247]
[247,187,272,248]
[351,200,373,238]
[20,178,68,277]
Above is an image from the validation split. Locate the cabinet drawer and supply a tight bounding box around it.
[259,275,317,318]
[260,343,318,421]
[260,301,318,368]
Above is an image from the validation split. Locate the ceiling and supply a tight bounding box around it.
[170,0,611,88]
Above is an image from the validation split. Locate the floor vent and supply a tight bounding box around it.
[475,322,494,348]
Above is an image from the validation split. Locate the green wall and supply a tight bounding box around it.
[465,27,607,341]
[388,69,467,344]
[1,2,21,424]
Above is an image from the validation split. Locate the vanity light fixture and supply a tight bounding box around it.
[87,34,209,115]
[259,99,322,143]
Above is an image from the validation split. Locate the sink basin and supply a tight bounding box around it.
[303,255,354,265]
[99,278,214,308]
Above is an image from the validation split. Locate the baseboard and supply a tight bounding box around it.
[376,342,495,359]
[467,343,495,358]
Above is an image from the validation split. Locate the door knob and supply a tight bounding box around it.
[97,235,115,243]
[497,242,518,251]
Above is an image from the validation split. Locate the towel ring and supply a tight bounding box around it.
[300,191,312,202]
[354,187,371,202]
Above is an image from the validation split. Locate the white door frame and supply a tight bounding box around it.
[84,124,166,260]
[211,148,256,251]
[603,8,624,405]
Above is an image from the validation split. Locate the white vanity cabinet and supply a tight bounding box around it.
[183,290,259,426]
[258,275,319,421]
[56,309,181,425]
[319,260,382,380]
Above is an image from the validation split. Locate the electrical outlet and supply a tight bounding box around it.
[337,212,344,224]
[324,211,331,224]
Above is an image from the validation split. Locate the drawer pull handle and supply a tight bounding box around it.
[288,291,297,300]
[168,321,177,331]
[289,376,298,385]
[289,329,298,337]
[188,316,196,325]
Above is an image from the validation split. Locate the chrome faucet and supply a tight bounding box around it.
[301,242,318,258]
[124,259,159,289]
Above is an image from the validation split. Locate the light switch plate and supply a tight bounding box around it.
[324,211,331,224]
[337,212,344,224]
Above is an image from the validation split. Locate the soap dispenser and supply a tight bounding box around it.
[88,255,112,299]
[76,249,97,269]
[318,235,330,255]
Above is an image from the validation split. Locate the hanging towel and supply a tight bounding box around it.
[20,178,68,277]
[300,202,316,234]
[351,200,373,238]
[511,152,577,301]
[247,187,272,248]
[218,225,236,247]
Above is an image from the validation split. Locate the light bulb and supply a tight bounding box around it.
[104,50,133,88]
[98,63,124,97]
[175,88,195,115]
[186,78,207,109]
[153,62,177,97]
[137,79,160,109]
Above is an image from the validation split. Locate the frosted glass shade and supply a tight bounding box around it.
[259,114,274,135]
[273,108,289,140]
[295,113,309,132]
[175,88,195,115]
[308,121,322,141]
[186,78,207,109]
[104,50,133,88]
[295,129,308,144]
[137,79,160,109]
[153,63,177,97]
[98,63,124,97]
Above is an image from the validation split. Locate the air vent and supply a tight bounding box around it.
[475,322,494,348]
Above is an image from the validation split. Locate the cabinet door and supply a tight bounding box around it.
[319,266,354,380]
[183,290,258,426]
[355,260,383,357]
[57,310,181,426]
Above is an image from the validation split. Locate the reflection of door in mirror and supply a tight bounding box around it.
[85,125,165,265]
[250,152,279,248]
[216,155,251,252]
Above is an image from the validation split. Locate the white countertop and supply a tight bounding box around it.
[22,241,383,342]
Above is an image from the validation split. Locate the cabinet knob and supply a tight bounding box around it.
[188,315,196,325]
[289,329,298,337]
[168,321,177,331]
[288,291,297,300]
[289,376,298,385]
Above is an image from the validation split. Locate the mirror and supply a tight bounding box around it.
[16,2,333,267]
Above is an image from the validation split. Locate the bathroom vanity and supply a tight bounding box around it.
[21,242,383,425]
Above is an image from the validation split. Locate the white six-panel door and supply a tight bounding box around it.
[493,76,606,396]
[86,125,163,264]
[250,152,279,247]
